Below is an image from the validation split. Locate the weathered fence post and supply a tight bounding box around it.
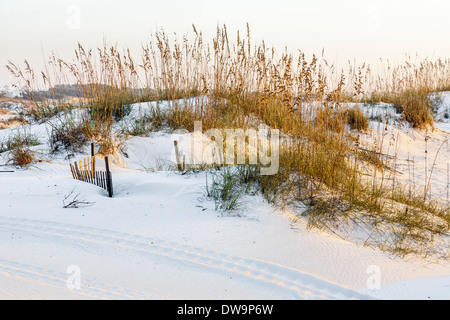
[91,143,95,157]
[174,140,184,171]
[91,143,96,179]
[69,163,76,179]
[104,156,113,198]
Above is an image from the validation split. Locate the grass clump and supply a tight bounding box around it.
[121,105,165,136]
[49,121,90,154]
[346,105,369,132]
[0,132,40,153]
[88,89,133,123]
[26,103,76,124]
[372,88,437,129]
[363,57,449,129]
[205,167,246,215]
[0,131,41,166]
[7,144,37,166]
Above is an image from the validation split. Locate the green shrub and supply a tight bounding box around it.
[205,168,245,214]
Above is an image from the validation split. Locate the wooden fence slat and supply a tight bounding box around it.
[92,156,95,179]
[73,162,77,180]
[74,162,80,180]
[86,158,90,180]
[69,163,75,179]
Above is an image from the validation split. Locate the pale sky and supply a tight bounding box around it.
[1,0,450,86]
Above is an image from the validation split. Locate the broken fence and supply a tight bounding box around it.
[69,145,113,197]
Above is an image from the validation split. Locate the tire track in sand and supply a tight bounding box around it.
[0,258,154,300]
[0,216,374,300]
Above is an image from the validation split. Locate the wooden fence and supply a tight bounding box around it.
[69,144,113,197]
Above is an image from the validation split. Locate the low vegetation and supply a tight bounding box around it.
[346,105,369,132]
[6,25,450,259]
[0,131,41,166]
[363,57,449,129]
